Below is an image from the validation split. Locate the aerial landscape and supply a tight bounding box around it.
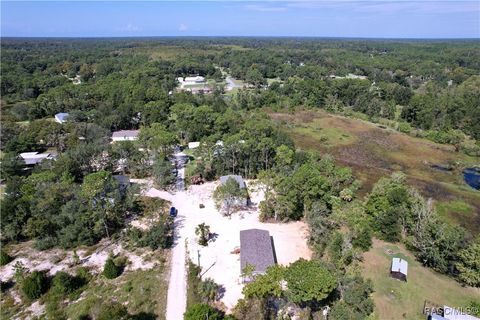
[0,1,479,320]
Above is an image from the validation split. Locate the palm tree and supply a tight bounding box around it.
[195,223,210,246]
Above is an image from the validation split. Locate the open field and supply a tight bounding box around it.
[270,109,480,235]
[362,239,480,320]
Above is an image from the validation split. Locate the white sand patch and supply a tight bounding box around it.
[26,301,45,318]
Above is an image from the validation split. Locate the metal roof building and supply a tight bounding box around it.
[390,257,408,281]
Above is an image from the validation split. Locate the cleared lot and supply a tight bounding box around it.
[177,181,312,310]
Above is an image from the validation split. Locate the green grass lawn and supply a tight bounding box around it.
[362,239,480,320]
[289,119,356,147]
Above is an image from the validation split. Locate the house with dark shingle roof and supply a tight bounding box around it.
[240,229,276,282]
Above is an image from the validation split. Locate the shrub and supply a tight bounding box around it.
[103,258,121,279]
[21,271,49,300]
[184,303,223,320]
[0,249,13,266]
[397,122,412,134]
[97,302,129,320]
[51,271,82,295]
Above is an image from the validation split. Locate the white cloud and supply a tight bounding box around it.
[179,23,188,31]
[245,4,287,12]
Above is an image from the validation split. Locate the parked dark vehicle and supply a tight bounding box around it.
[169,207,177,217]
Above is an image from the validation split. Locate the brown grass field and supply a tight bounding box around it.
[361,239,480,320]
[269,109,480,235]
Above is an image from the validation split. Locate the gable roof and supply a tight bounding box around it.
[240,229,275,274]
[112,130,139,139]
[391,257,408,275]
[220,175,246,189]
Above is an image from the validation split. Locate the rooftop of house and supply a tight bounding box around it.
[111,130,139,138]
[55,112,69,121]
[240,229,276,274]
[220,175,246,189]
[19,152,54,165]
[391,257,408,275]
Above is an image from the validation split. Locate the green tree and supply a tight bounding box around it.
[213,177,248,216]
[184,303,223,320]
[21,271,49,300]
[0,249,13,266]
[284,259,337,304]
[243,265,285,299]
[198,278,221,302]
[152,158,175,189]
[456,236,480,287]
[103,257,121,279]
[139,123,177,157]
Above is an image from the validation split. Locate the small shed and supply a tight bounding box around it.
[390,257,408,282]
[240,229,276,282]
[188,141,200,149]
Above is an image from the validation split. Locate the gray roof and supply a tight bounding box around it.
[240,229,275,274]
[220,175,246,189]
[391,257,408,275]
[112,130,139,139]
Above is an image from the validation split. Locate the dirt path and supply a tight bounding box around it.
[144,150,190,320]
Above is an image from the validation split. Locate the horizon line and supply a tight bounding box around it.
[2,35,479,40]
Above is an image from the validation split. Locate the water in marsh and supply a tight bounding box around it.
[463,167,480,190]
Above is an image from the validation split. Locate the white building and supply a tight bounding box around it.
[111,130,139,142]
[184,76,205,84]
[20,152,55,165]
[54,112,69,124]
[188,141,200,149]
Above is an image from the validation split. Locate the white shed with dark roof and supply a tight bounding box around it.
[390,257,408,281]
[240,229,276,282]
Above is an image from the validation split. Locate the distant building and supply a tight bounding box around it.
[19,152,55,166]
[112,130,139,142]
[390,257,408,282]
[188,141,200,149]
[184,76,205,84]
[240,229,276,282]
[55,112,69,123]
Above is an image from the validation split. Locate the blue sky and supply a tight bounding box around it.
[2,1,479,38]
